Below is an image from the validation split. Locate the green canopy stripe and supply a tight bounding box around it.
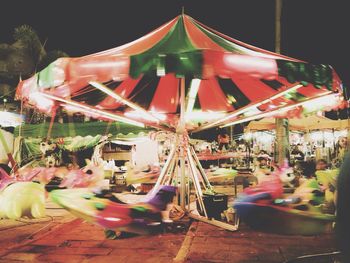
[277,60,334,90]
[130,16,201,78]
[14,122,152,138]
[190,18,249,54]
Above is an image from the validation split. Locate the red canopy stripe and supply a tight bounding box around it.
[182,15,226,52]
[126,76,161,110]
[276,76,327,98]
[197,78,234,112]
[229,75,279,102]
[97,77,141,109]
[332,70,342,91]
[148,74,179,113]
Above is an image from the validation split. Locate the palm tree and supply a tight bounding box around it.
[13,25,46,69]
[12,24,69,74]
[1,24,68,88]
[0,24,68,122]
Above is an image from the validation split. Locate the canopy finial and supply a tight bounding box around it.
[182,6,185,15]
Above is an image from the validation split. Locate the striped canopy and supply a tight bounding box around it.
[16,14,344,132]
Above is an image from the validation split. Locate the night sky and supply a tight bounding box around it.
[1,0,348,87]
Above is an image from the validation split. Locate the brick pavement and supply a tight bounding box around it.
[186,222,339,263]
[0,217,340,263]
[0,200,75,256]
[0,187,341,263]
[0,219,187,263]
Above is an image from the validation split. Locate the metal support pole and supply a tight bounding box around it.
[179,142,186,209]
[178,77,187,209]
[189,146,213,190]
[187,147,208,217]
[168,152,179,186]
[151,145,176,194]
[274,0,290,166]
[160,154,176,185]
[164,152,177,185]
[186,168,191,212]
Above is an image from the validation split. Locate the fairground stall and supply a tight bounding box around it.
[246,114,349,165]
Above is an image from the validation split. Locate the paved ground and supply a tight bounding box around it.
[0,217,340,263]
[0,219,187,263]
[0,200,74,256]
[186,222,339,263]
[0,185,341,263]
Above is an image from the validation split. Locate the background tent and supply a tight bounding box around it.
[110,138,159,169]
[13,135,103,165]
[247,115,350,131]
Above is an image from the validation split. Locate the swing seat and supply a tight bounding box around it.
[234,201,335,235]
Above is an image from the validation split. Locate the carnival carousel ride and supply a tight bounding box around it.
[0,167,45,219]
[15,14,344,231]
[234,164,336,235]
[50,185,176,237]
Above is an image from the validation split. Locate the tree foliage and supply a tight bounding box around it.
[0,25,69,104]
[13,25,45,63]
[39,50,69,71]
[11,24,68,72]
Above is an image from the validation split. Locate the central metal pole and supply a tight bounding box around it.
[178,77,186,209]
[179,138,186,209]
